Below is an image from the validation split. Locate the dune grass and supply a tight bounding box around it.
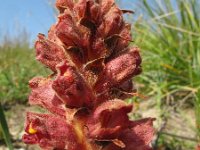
[0,103,13,150]
[0,45,49,105]
[132,0,200,148]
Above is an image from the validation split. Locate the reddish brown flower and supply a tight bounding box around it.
[86,100,132,140]
[52,60,95,108]
[23,0,155,149]
[29,77,67,116]
[23,112,87,150]
[35,34,66,72]
[103,118,155,150]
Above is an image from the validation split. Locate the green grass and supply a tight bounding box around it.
[0,45,49,105]
[131,0,200,148]
[0,103,13,150]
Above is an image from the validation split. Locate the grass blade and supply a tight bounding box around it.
[0,103,13,150]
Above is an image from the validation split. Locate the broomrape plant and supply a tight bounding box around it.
[22,0,155,149]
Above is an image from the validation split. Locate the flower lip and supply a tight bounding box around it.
[22,134,39,145]
[86,100,133,140]
[28,123,37,134]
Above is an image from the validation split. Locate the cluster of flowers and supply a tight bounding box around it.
[22,0,154,149]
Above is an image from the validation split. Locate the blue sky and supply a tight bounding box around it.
[0,0,56,44]
[0,0,138,45]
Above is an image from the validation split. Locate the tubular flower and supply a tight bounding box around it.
[23,0,155,149]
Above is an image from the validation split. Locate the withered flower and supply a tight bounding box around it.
[23,0,155,149]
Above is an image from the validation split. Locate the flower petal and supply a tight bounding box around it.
[29,77,65,116]
[113,23,132,55]
[52,61,96,108]
[56,0,74,13]
[103,118,155,150]
[35,34,66,71]
[95,47,141,93]
[23,112,81,150]
[87,99,132,139]
[100,0,114,16]
[98,5,123,37]
[75,0,100,23]
[56,11,89,49]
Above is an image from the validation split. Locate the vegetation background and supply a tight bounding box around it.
[0,0,199,149]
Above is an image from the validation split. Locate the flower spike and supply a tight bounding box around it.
[23,0,155,149]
